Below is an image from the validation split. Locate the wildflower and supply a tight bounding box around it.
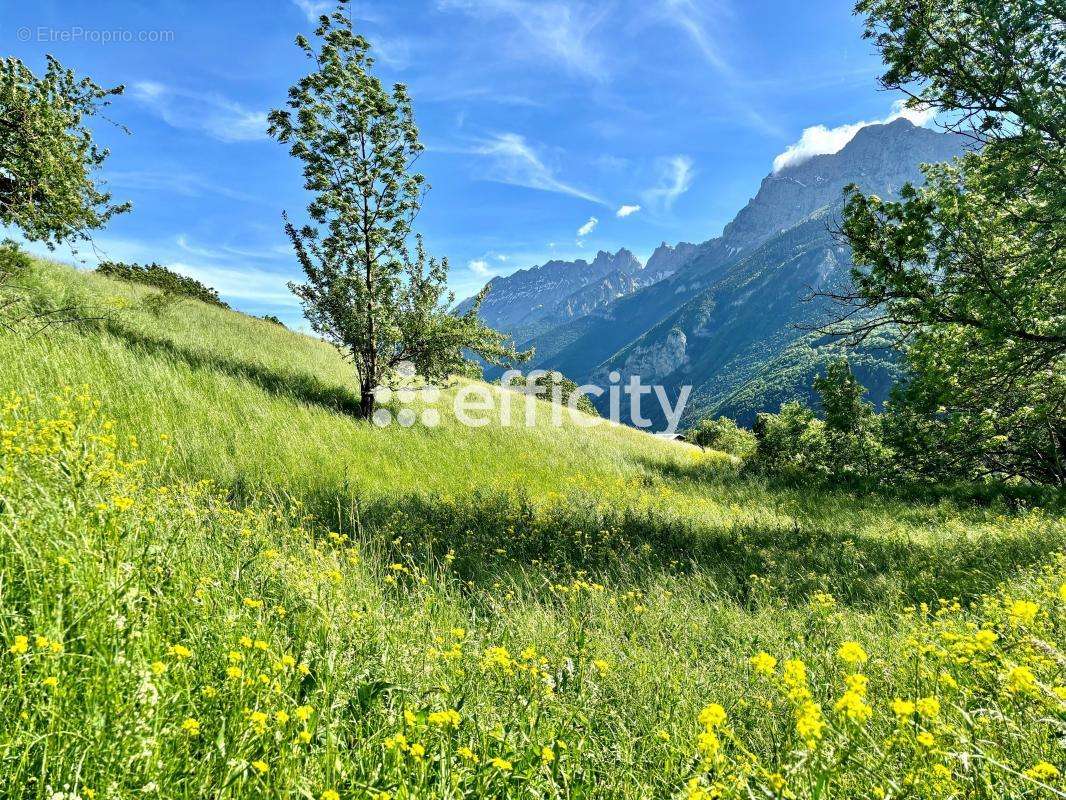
[254,640,268,651]
[698,703,727,729]
[457,746,479,763]
[169,644,192,660]
[916,696,940,719]
[249,711,269,733]
[1007,600,1039,626]
[409,743,426,758]
[451,627,466,639]
[916,731,936,749]
[593,659,610,675]
[795,701,825,746]
[482,647,514,673]
[974,629,998,650]
[294,704,314,723]
[275,710,290,725]
[1025,762,1060,781]
[181,718,201,736]
[837,641,868,666]
[239,636,253,648]
[834,689,872,723]
[1005,665,1037,694]
[228,650,244,663]
[251,760,269,775]
[226,666,243,680]
[490,757,513,772]
[112,496,135,512]
[749,651,777,676]
[321,792,340,800]
[42,676,59,689]
[891,699,915,720]
[655,729,670,741]
[9,636,29,655]
[697,730,720,758]
[541,745,555,763]
[427,709,461,727]
[243,598,263,609]
[151,661,167,676]
[296,730,312,744]
[35,635,50,649]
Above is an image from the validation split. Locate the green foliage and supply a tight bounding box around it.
[260,314,286,328]
[95,262,230,309]
[751,360,890,482]
[0,56,130,246]
[688,416,756,459]
[268,5,524,419]
[0,239,32,328]
[836,0,1065,485]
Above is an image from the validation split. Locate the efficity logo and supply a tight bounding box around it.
[373,363,692,435]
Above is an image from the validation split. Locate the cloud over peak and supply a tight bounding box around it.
[772,99,937,173]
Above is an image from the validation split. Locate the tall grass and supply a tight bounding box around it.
[0,260,1063,798]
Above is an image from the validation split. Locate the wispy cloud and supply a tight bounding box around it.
[642,156,694,212]
[438,0,609,81]
[467,133,605,204]
[576,216,598,237]
[616,204,641,218]
[105,170,271,205]
[772,99,937,173]
[290,0,333,22]
[658,0,733,75]
[130,81,268,143]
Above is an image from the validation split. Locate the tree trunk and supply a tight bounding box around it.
[359,382,375,420]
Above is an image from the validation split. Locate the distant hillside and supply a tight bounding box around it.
[461,119,966,429]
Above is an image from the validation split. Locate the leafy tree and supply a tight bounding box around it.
[96,262,230,309]
[813,359,889,479]
[688,417,756,459]
[826,0,1065,485]
[0,238,32,330]
[268,4,524,419]
[0,56,130,246]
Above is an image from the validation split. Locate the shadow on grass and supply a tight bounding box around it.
[99,319,363,416]
[636,453,1066,513]
[247,479,1064,611]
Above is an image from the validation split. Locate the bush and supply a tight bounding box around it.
[688,417,756,458]
[95,261,230,309]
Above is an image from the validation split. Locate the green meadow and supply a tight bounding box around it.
[1,260,1064,799]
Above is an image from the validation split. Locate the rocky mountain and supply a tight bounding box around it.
[461,119,967,429]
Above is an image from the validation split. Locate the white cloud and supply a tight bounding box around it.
[642,156,694,212]
[468,258,496,277]
[130,81,268,143]
[576,216,598,237]
[772,100,937,173]
[438,0,608,80]
[616,204,641,218]
[168,261,301,306]
[469,133,604,204]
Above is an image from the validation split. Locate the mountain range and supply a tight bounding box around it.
[459,119,967,429]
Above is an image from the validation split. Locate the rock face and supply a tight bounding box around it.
[462,119,967,429]
[455,248,646,334]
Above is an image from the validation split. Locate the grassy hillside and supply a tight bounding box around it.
[1,260,1064,799]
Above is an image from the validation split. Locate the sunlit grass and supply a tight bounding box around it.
[1,260,1063,798]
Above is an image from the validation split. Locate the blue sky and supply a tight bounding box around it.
[4,0,923,328]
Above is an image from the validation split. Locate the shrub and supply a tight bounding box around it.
[95,261,230,309]
[688,417,756,458]
[502,370,600,417]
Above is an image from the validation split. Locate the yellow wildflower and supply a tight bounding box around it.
[490,757,513,771]
[1025,762,1060,781]
[169,644,192,660]
[321,792,340,800]
[698,703,727,729]
[251,760,269,774]
[9,636,29,655]
[541,745,555,763]
[749,651,777,676]
[181,718,201,736]
[916,696,940,719]
[837,641,868,666]
[1008,600,1039,626]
